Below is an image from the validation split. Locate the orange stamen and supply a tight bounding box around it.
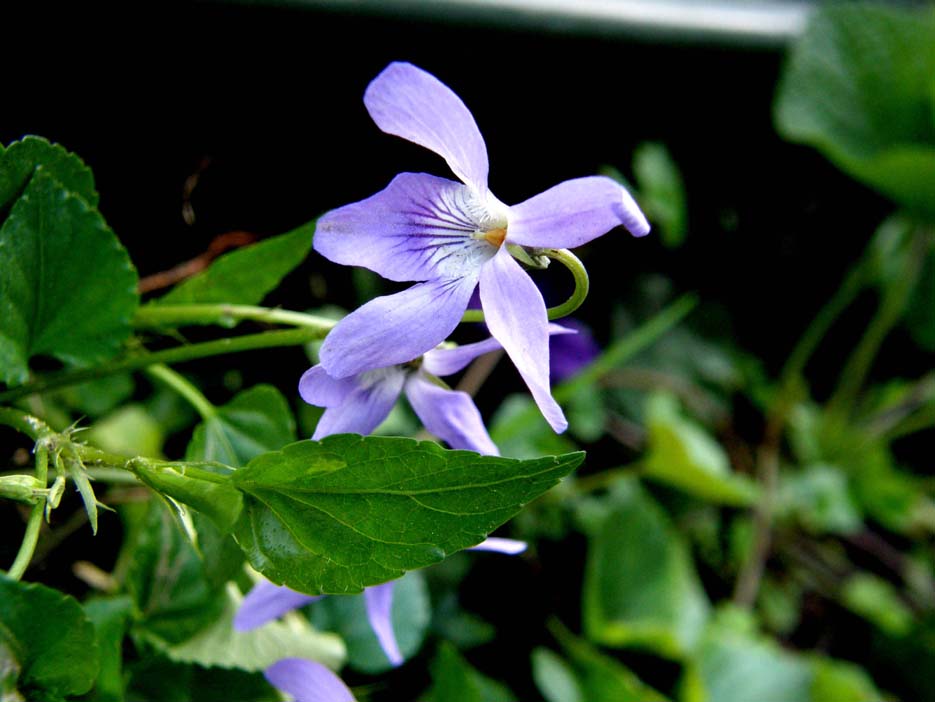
[484,228,507,248]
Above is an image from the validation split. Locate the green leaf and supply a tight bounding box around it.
[632,142,687,248]
[0,576,100,701]
[779,463,862,535]
[54,374,135,418]
[310,570,429,673]
[549,624,671,702]
[0,136,98,211]
[643,393,758,507]
[87,404,165,460]
[69,459,101,535]
[82,596,134,702]
[532,648,584,702]
[906,246,935,350]
[810,657,888,702]
[841,573,914,637]
[149,584,345,672]
[125,501,228,645]
[0,170,138,386]
[583,477,709,658]
[131,462,243,534]
[125,656,279,702]
[566,384,606,443]
[681,608,813,702]
[232,435,584,594]
[153,221,314,307]
[186,385,296,467]
[774,5,935,218]
[427,644,516,702]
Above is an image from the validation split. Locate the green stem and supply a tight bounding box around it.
[6,442,49,581]
[73,445,228,485]
[881,403,935,442]
[828,228,930,417]
[461,248,590,323]
[144,365,217,420]
[0,407,51,440]
[134,304,336,330]
[780,260,866,385]
[0,326,326,405]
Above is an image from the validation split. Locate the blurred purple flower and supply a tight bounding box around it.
[238,538,527,669]
[314,62,649,434]
[265,658,355,702]
[549,319,600,382]
[300,336,503,455]
[301,325,573,455]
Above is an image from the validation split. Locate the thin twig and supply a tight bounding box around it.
[138,230,257,294]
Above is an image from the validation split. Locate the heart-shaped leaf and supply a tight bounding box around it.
[775,5,935,219]
[232,435,584,594]
[0,169,138,385]
[0,576,100,701]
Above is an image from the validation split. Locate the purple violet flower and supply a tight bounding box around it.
[265,658,356,702]
[301,326,572,455]
[549,319,600,382]
[314,61,649,435]
[238,538,527,669]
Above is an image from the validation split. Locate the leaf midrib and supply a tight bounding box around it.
[236,457,576,497]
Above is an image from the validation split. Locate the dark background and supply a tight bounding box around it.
[1,3,926,697]
[2,1,895,376]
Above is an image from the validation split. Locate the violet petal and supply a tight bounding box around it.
[508,176,650,248]
[422,337,504,377]
[479,247,568,433]
[235,580,321,632]
[404,375,500,455]
[364,62,489,194]
[265,658,355,702]
[319,276,479,379]
[468,537,528,554]
[312,368,407,440]
[314,173,494,283]
[422,323,573,378]
[364,582,404,667]
[299,365,357,408]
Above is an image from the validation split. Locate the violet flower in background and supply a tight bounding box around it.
[301,326,571,455]
[238,538,527,687]
[265,658,356,702]
[314,61,649,434]
[549,319,600,382]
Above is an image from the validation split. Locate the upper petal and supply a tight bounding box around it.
[507,176,650,249]
[479,247,568,433]
[314,173,497,283]
[265,659,356,702]
[235,580,321,631]
[312,367,407,439]
[365,62,489,194]
[319,277,479,378]
[404,375,499,455]
[364,582,404,667]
